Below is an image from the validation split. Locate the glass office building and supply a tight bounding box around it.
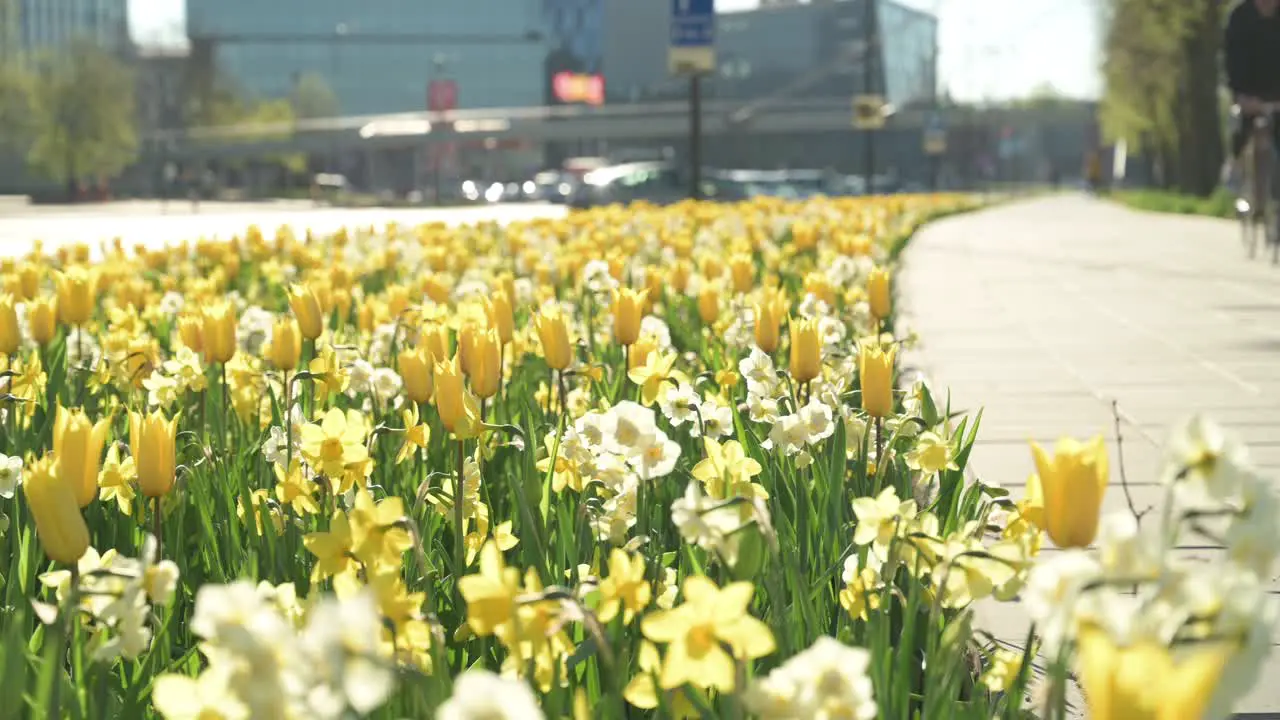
[602,0,937,108]
[186,0,551,115]
[15,0,127,52]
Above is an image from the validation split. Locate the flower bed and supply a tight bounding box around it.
[0,194,1272,719]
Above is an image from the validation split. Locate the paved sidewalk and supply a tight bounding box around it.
[900,194,1280,714]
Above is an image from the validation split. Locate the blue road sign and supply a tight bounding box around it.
[671,0,715,48]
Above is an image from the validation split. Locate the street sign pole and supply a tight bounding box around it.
[669,0,715,201]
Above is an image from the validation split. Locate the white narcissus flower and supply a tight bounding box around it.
[1168,415,1252,500]
[797,399,835,445]
[1022,550,1102,658]
[630,428,682,480]
[747,637,877,720]
[699,397,734,439]
[370,366,402,404]
[659,383,700,428]
[437,668,545,720]
[904,431,958,475]
[606,401,659,458]
[299,590,395,716]
[346,359,375,395]
[0,453,22,498]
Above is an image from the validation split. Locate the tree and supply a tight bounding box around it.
[26,41,138,189]
[1098,0,1226,195]
[291,73,340,119]
[0,59,35,152]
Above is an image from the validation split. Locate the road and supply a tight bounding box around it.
[0,200,567,256]
[901,194,1280,715]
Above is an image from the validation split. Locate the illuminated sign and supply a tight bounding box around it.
[553,72,605,106]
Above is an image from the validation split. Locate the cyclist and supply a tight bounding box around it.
[1221,0,1280,194]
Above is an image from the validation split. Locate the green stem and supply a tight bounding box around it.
[454,439,466,581]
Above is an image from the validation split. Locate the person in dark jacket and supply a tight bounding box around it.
[1222,0,1280,191]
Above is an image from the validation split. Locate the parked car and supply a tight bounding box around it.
[522,170,577,203]
[569,161,688,209]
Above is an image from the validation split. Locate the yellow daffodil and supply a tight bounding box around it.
[640,575,776,692]
[597,549,652,624]
[299,408,370,479]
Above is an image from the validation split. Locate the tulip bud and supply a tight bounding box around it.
[496,272,517,310]
[18,262,39,300]
[53,405,110,508]
[458,321,480,379]
[858,341,896,418]
[611,288,648,346]
[201,301,237,364]
[789,317,823,385]
[288,283,324,340]
[534,306,572,371]
[697,283,720,325]
[332,288,352,325]
[270,317,302,371]
[27,295,57,346]
[421,322,451,364]
[1030,437,1109,549]
[670,259,692,294]
[868,267,892,320]
[177,313,203,353]
[399,347,434,404]
[484,291,515,345]
[131,410,179,498]
[470,328,502,400]
[55,266,96,326]
[0,293,19,355]
[753,291,786,355]
[433,354,482,438]
[23,455,90,565]
[729,254,754,294]
[385,284,411,319]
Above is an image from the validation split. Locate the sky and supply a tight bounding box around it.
[127,0,1100,102]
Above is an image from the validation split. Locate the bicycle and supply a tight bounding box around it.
[1236,102,1280,264]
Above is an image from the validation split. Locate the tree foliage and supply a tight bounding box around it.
[25,41,138,183]
[290,73,340,119]
[0,59,35,152]
[1099,0,1227,195]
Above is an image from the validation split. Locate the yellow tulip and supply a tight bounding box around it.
[868,266,892,320]
[612,287,649,346]
[469,328,502,400]
[858,341,896,418]
[53,405,110,508]
[670,259,692,294]
[697,283,720,325]
[729,254,754,294]
[0,293,19,355]
[399,346,434,404]
[803,272,836,308]
[270,317,302,371]
[484,290,515,345]
[1075,623,1233,720]
[534,306,572,371]
[420,322,451,364]
[26,295,57,346]
[753,290,786,354]
[177,312,203,353]
[130,409,179,498]
[18,261,39,300]
[1030,436,1108,549]
[22,455,90,565]
[789,317,823,385]
[201,301,237,364]
[55,266,96,326]
[496,272,517,310]
[332,287,352,324]
[288,283,325,340]
[433,354,482,438]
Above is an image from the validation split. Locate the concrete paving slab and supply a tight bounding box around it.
[904,195,1280,713]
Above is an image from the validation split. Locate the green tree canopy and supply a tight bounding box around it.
[26,40,138,183]
[291,73,340,119]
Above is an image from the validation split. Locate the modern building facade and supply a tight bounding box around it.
[15,0,127,52]
[186,0,555,115]
[603,0,936,108]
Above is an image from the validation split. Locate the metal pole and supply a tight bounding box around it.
[690,72,703,200]
[864,0,877,195]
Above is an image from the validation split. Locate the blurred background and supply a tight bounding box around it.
[0,0,1210,207]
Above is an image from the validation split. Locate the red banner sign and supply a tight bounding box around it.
[428,79,458,112]
[553,72,605,106]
